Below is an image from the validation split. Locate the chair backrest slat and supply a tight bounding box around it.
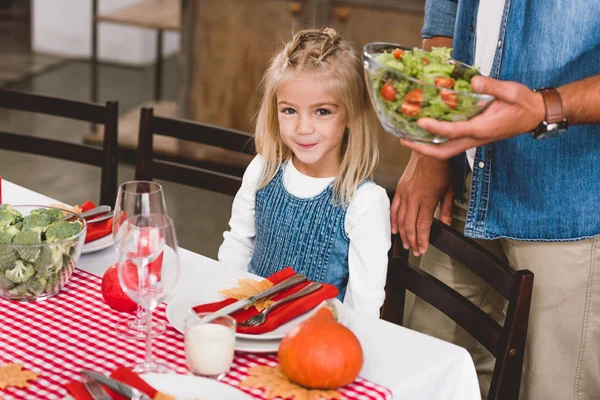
[0,131,105,166]
[0,89,107,124]
[151,116,254,155]
[135,107,255,194]
[0,89,119,206]
[151,160,243,197]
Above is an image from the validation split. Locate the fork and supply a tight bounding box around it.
[83,378,112,400]
[240,282,323,327]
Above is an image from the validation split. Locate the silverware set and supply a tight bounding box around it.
[239,281,323,327]
[81,370,152,400]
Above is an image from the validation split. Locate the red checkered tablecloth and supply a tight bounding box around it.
[0,269,392,400]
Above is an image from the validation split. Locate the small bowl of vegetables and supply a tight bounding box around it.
[0,204,87,301]
[363,42,495,143]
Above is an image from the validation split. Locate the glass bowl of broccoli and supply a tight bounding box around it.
[363,42,496,143]
[0,204,87,301]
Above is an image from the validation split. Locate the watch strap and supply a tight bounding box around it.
[538,88,565,124]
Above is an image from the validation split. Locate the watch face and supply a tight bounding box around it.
[534,129,566,140]
[532,120,568,140]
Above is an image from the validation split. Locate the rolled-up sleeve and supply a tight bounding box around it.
[421,0,458,39]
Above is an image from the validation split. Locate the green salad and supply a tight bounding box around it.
[370,47,483,140]
[0,205,83,299]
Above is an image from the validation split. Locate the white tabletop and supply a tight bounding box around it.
[3,179,481,400]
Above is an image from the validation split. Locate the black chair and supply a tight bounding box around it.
[0,89,118,206]
[134,107,255,196]
[382,220,534,400]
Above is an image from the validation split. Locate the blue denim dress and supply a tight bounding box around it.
[248,164,349,300]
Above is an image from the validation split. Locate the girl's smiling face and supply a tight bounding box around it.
[276,72,348,178]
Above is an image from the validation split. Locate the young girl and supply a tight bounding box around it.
[218,28,390,317]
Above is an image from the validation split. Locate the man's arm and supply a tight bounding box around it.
[422,37,453,51]
[559,74,600,125]
[400,74,600,160]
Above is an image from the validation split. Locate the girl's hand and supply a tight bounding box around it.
[391,153,453,256]
[400,76,546,160]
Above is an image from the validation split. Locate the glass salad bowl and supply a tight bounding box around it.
[0,205,87,301]
[363,42,495,143]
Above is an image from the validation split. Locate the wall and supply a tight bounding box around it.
[32,0,179,66]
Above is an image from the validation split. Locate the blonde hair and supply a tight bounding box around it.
[254,28,379,205]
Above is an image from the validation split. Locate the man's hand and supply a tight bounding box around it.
[400,76,546,159]
[391,153,454,256]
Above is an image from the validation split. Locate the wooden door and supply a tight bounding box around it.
[181,0,310,132]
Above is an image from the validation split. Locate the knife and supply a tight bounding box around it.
[81,370,152,400]
[198,273,308,323]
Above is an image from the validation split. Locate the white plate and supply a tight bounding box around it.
[81,234,114,254]
[166,283,348,342]
[142,373,252,399]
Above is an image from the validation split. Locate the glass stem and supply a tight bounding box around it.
[131,260,147,329]
[131,305,146,328]
[145,307,154,365]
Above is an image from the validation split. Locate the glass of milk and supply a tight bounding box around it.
[184,313,236,380]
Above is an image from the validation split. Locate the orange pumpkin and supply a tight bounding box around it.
[278,307,363,389]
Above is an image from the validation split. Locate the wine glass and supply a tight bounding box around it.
[117,214,180,373]
[113,181,168,339]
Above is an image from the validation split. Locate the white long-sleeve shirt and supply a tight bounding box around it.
[218,155,391,317]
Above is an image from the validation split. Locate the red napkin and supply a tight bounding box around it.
[65,365,158,400]
[80,200,113,244]
[192,267,339,335]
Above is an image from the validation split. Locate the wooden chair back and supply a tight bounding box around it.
[134,107,255,196]
[383,220,534,399]
[0,89,118,205]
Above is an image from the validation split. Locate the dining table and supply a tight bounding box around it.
[0,179,482,400]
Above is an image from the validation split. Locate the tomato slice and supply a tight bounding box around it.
[393,48,405,59]
[405,88,423,103]
[401,101,421,117]
[422,57,430,65]
[380,82,397,101]
[441,91,458,109]
[434,77,455,89]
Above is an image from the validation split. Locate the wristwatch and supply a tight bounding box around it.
[531,87,568,139]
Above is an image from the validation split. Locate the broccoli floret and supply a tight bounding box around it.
[43,244,65,276]
[22,213,50,234]
[32,246,56,278]
[0,205,22,219]
[5,260,35,284]
[0,206,22,229]
[45,220,83,243]
[4,225,20,237]
[31,207,64,224]
[0,246,18,271]
[9,275,47,297]
[0,213,16,230]
[0,231,13,245]
[0,271,17,290]
[12,230,42,262]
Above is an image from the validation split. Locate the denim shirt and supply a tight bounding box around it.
[422,0,600,241]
